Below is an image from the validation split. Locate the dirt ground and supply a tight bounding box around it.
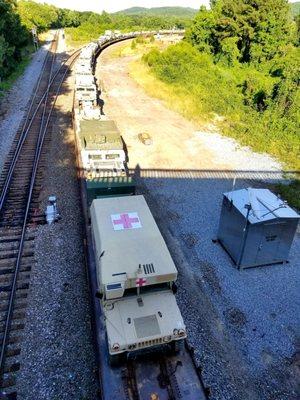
[97,43,230,172]
[96,41,282,176]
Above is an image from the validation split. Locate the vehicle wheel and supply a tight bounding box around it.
[108,352,126,367]
[170,339,184,355]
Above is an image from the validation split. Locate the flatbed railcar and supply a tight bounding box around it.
[73,30,209,399]
[79,192,207,399]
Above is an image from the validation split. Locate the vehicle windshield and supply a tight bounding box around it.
[123,282,170,298]
[105,154,119,160]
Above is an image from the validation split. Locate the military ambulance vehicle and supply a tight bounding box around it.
[91,195,187,365]
[75,74,97,106]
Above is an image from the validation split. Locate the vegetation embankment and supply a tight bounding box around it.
[128,0,299,207]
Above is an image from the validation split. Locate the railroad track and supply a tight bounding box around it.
[0,31,80,398]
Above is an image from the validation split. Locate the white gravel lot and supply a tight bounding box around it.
[196,130,283,173]
[142,176,300,400]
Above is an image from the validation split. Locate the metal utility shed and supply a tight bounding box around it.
[217,188,299,269]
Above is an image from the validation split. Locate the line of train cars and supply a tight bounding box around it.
[73,30,187,365]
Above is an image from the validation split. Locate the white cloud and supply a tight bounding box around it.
[34,0,210,13]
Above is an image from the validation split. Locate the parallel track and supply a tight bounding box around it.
[0,32,80,398]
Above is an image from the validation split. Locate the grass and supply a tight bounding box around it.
[274,181,300,211]
[65,25,106,48]
[0,44,35,98]
[129,59,207,124]
[127,40,207,122]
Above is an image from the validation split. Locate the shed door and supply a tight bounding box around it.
[255,223,285,265]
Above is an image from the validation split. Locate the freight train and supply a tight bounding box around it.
[73,30,187,366]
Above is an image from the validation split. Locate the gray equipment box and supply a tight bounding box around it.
[217,188,299,269]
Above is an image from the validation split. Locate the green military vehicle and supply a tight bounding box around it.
[77,120,135,203]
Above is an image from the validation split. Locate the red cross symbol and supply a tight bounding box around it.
[136,277,146,287]
[111,213,141,230]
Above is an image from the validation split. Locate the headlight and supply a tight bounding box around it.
[178,329,185,337]
[112,343,120,352]
[163,335,172,343]
[173,329,179,336]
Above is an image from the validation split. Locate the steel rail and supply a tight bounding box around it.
[0,44,80,382]
[0,45,81,213]
[0,34,57,209]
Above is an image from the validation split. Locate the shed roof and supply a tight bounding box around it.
[224,188,299,224]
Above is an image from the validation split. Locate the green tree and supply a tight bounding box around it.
[188,0,294,63]
[0,0,29,78]
[186,6,216,53]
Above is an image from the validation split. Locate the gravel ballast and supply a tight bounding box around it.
[1,35,297,400]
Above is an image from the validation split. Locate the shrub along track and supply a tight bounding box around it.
[0,32,81,398]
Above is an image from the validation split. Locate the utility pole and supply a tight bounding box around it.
[31,28,39,51]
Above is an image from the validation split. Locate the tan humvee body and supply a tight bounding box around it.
[90,195,186,356]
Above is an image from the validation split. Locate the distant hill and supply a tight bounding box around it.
[291,1,300,16]
[115,7,198,18]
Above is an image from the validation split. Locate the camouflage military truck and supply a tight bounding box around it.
[91,195,186,365]
[77,120,135,202]
[75,74,97,107]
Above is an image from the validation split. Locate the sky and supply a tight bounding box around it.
[35,0,210,13]
[35,0,299,13]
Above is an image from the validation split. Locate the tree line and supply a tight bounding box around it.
[0,0,81,80]
[0,0,191,81]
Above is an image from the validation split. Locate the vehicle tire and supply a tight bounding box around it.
[170,339,184,355]
[108,352,126,367]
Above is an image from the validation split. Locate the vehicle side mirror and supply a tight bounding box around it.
[95,290,103,299]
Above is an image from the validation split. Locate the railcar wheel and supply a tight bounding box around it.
[171,339,184,355]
